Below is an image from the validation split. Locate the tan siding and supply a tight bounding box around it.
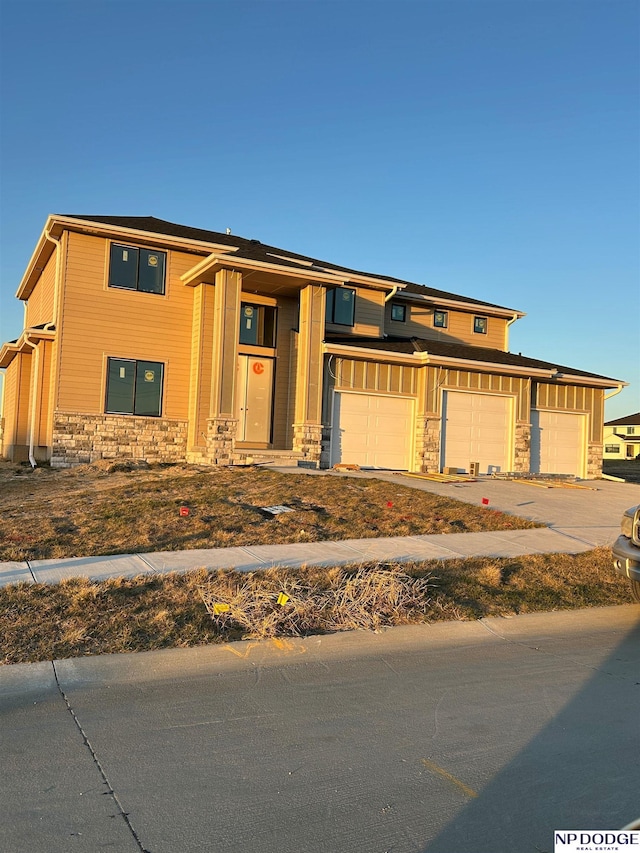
[37,341,54,445]
[385,302,507,350]
[57,232,198,419]
[326,287,385,338]
[16,352,32,444]
[25,251,57,328]
[2,357,20,450]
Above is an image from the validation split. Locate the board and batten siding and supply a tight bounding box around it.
[534,382,604,443]
[422,368,530,421]
[385,303,508,351]
[56,232,198,419]
[25,251,57,329]
[330,357,418,397]
[326,287,385,338]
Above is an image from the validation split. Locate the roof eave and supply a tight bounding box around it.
[181,253,348,287]
[397,290,525,319]
[16,215,242,300]
[323,342,624,387]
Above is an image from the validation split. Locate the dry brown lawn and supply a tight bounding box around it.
[0,460,539,561]
[1,548,630,665]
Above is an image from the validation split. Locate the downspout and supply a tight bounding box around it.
[604,383,623,402]
[505,313,518,350]
[384,285,399,303]
[23,335,39,468]
[44,228,62,331]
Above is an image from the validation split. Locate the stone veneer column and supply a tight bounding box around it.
[205,268,242,464]
[514,422,531,473]
[292,422,324,465]
[414,415,441,472]
[587,443,603,479]
[206,417,238,466]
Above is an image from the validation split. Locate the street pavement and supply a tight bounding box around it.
[2,605,639,853]
[1,473,639,587]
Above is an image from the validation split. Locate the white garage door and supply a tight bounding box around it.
[442,391,512,474]
[531,410,585,476]
[331,392,414,469]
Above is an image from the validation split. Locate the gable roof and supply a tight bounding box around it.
[324,334,622,386]
[604,412,640,426]
[57,215,522,315]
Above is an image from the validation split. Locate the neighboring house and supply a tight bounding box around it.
[0,215,626,477]
[603,413,640,460]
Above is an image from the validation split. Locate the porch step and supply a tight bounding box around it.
[231,449,311,468]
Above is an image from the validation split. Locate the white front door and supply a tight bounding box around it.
[441,391,512,474]
[236,355,274,444]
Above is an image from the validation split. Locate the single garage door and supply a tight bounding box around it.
[331,392,414,469]
[530,410,585,477]
[441,391,512,474]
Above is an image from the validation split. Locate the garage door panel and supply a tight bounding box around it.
[442,392,512,474]
[531,410,585,476]
[332,393,414,469]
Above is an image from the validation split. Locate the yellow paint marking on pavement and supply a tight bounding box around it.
[271,637,306,655]
[421,759,478,799]
[222,642,259,659]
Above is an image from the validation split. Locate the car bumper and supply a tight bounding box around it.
[612,535,640,582]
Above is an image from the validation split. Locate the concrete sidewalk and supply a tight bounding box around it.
[3,470,638,587]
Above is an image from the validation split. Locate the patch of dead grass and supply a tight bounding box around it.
[1,547,632,665]
[0,462,539,561]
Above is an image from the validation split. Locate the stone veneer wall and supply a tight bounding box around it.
[51,412,188,467]
[514,423,531,473]
[415,415,441,472]
[587,443,603,479]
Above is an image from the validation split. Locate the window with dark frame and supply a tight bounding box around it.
[390,303,406,322]
[473,316,488,334]
[433,309,448,328]
[109,244,166,294]
[325,287,356,326]
[239,303,277,347]
[106,358,164,416]
[605,445,621,453]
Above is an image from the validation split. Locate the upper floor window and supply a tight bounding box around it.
[627,427,636,435]
[433,309,448,328]
[326,287,355,326]
[105,357,164,417]
[473,316,488,335]
[390,303,406,322]
[239,303,277,347]
[109,244,166,295]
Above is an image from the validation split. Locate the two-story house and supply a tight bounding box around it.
[0,215,625,477]
[603,413,640,460]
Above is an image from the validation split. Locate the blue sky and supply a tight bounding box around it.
[1,0,638,420]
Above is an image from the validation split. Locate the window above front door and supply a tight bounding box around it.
[239,303,277,347]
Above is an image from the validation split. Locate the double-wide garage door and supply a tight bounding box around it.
[530,410,585,477]
[331,392,414,470]
[441,391,512,475]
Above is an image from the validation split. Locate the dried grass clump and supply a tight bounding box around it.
[200,565,435,638]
